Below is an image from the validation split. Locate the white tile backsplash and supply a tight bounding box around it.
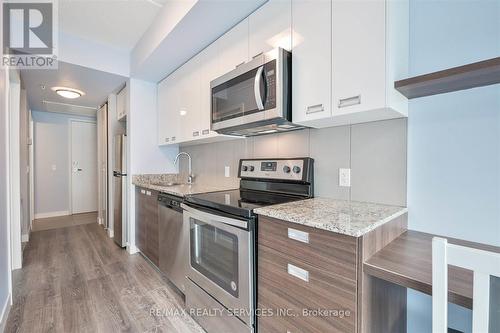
[181,118,407,206]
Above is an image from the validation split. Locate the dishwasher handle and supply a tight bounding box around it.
[158,195,183,213]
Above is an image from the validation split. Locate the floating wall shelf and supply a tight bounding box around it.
[395,57,500,99]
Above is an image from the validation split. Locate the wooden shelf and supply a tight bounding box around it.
[363,230,500,309]
[395,57,500,99]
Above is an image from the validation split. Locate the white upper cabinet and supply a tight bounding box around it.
[157,72,180,145]
[178,56,202,141]
[331,0,386,117]
[218,18,249,74]
[291,0,332,124]
[248,0,292,59]
[292,0,409,128]
[116,86,127,121]
[199,41,221,137]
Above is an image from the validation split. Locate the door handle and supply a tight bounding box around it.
[338,95,361,108]
[254,66,265,110]
[77,168,83,171]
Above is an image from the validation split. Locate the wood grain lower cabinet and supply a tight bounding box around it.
[258,216,357,333]
[135,187,159,266]
[258,214,409,333]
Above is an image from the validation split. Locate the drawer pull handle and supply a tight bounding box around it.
[236,61,245,68]
[193,131,199,137]
[202,129,210,135]
[288,228,309,244]
[140,189,146,194]
[146,191,151,196]
[306,104,324,114]
[338,95,361,108]
[287,263,309,282]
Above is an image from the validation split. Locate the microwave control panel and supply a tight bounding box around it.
[239,158,309,182]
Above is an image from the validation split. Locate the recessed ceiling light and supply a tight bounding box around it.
[51,86,85,99]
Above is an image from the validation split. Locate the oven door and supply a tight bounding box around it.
[182,204,253,325]
[211,49,285,132]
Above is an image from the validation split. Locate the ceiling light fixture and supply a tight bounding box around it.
[51,86,85,99]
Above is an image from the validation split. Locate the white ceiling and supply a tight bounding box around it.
[59,0,167,50]
[21,61,127,116]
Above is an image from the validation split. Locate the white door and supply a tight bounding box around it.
[71,120,98,214]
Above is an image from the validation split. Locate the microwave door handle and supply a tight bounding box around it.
[254,66,265,110]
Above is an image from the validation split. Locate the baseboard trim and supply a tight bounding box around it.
[21,233,29,242]
[127,244,138,255]
[107,229,114,238]
[34,210,70,219]
[0,293,12,333]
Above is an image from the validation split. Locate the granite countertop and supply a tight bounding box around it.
[254,197,408,237]
[132,174,237,197]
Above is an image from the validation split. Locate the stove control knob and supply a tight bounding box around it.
[249,166,255,172]
[242,165,248,172]
[293,166,301,174]
[283,166,291,173]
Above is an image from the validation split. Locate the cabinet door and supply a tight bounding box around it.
[332,0,386,116]
[158,71,181,145]
[145,190,159,266]
[199,41,220,136]
[248,0,291,59]
[135,187,147,253]
[116,88,125,120]
[291,0,332,125]
[218,18,249,74]
[179,55,202,142]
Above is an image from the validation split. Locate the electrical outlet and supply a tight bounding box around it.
[224,166,230,178]
[339,168,351,187]
[51,164,57,171]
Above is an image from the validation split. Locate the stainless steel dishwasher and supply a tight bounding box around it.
[158,193,188,293]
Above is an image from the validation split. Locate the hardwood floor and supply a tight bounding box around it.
[32,212,98,232]
[5,221,205,333]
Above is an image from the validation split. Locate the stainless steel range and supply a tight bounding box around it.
[182,157,314,333]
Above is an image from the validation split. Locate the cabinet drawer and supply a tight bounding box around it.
[258,245,356,333]
[258,311,304,333]
[258,216,358,281]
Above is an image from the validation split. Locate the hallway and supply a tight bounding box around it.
[32,212,98,232]
[5,221,204,333]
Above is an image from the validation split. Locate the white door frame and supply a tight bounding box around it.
[8,69,22,271]
[28,110,34,231]
[68,118,97,215]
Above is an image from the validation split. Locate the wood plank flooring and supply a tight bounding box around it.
[32,212,98,232]
[5,221,205,333]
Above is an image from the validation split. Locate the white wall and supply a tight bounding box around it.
[0,64,12,332]
[32,111,96,217]
[127,78,178,252]
[19,89,29,238]
[59,31,130,77]
[407,0,500,332]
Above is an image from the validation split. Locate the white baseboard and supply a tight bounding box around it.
[21,233,29,242]
[107,229,114,238]
[0,293,12,333]
[34,210,70,219]
[127,244,138,255]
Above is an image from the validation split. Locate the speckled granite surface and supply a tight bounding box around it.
[254,198,408,237]
[132,174,237,197]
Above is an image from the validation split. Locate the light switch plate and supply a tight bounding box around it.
[339,168,351,187]
[224,166,230,178]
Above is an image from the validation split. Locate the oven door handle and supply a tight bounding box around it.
[181,203,248,230]
[254,65,265,110]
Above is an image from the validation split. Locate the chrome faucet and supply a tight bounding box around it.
[174,152,194,184]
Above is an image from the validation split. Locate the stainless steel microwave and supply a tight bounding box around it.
[210,48,304,136]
